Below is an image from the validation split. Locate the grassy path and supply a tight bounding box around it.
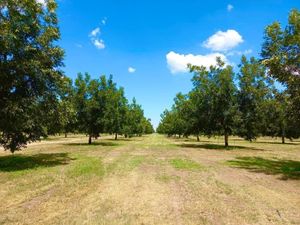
[0,134,299,224]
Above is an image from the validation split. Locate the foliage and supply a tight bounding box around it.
[0,0,64,152]
[261,9,300,129]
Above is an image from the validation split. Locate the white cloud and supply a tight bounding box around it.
[128,67,136,73]
[90,27,100,37]
[227,4,233,12]
[166,51,229,74]
[102,17,107,25]
[93,39,105,49]
[203,29,243,52]
[89,27,105,50]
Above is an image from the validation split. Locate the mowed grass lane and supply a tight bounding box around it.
[0,134,299,225]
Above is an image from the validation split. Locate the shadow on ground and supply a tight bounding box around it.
[178,143,264,151]
[65,141,120,147]
[227,157,300,180]
[0,153,74,172]
[254,141,299,145]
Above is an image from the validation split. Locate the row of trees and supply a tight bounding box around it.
[157,9,300,146]
[49,73,154,144]
[0,0,153,152]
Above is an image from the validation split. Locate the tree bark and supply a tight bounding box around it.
[224,133,229,147]
[88,135,92,145]
[282,135,285,144]
[115,133,118,140]
[197,135,200,142]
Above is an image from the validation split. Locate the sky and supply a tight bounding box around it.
[52,0,299,128]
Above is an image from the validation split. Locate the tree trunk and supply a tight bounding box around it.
[115,133,118,140]
[65,132,67,138]
[224,133,229,147]
[179,134,181,138]
[197,135,200,142]
[282,135,285,144]
[88,135,92,145]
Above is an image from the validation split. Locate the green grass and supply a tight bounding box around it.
[0,153,73,172]
[169,158,203,170]
[105,154,145,174]
[67,156,105,178]
[227,156,300,180]
[156,174,180,183]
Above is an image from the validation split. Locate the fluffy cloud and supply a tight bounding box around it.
[93,39,105,49]
[203,29,243,52]
[89,27,105,49]
[166,51,228,74]
[90,27,100,37]
[227,4,233,12]
[128,67,136,73]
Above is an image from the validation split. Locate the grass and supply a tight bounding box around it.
[169,158,203,170]
[105,154,146,174]
[227,156,300,180]
[67,156,105,178]
[0,134,300,225]
[156,174,180,183]
[0,153,73,172]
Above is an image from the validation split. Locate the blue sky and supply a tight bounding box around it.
[54,0,299,128]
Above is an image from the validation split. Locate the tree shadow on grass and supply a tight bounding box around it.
[173,139,211,143]
[178,143,264,151]
[0,153,74,172]
[255,141,300,145]
[65,142,120,147]
[227,157,300,180]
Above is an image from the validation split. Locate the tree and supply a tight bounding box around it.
[142,118,154,134]
[59,77,77,137]
[261,91,300,143]
[189,58,237,147]
[157,110,176,136]
[188,65,214,141]
[261,9,300,126]
[103,75,127,140]
[74,73,105,144]
[123,98,147,137]
[0,0,64,152]
[236,56,271,141]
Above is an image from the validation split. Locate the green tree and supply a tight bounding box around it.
[0,0,64,152]
[261,9,300,126]
[262,91,300,143]
[236,56,271,141]
[123,98,146,137]
[59,77,77,137]
[74,73,105,144]
[142,118,154,134]
[103,76,128,140]
[188,65,214,141]
[189,59,237,147]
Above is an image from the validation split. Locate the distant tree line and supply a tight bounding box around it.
[0,0,153,152]
[54,73,154,145]
[157,9,300,146]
